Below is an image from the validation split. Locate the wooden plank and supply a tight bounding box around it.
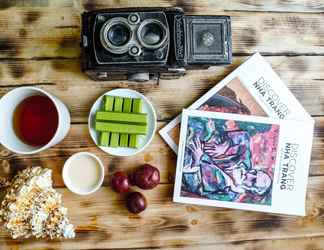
[0,122,177,187]
[0,7,80,59]
[1,0,324,13]
[0,7,324,58]
[0,2,323,249]
[0,117,322,189]
[1,174,324,249]
[77,0,324,13]
[139,237,324,250]
[0,56,323,119]
[0,0,73,8]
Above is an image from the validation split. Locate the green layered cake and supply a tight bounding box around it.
[95,95,147,149]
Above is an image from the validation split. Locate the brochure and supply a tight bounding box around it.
[173,109,314,216]
[160,53,314,153]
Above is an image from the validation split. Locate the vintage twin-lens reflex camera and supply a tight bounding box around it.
[81,7,232,82]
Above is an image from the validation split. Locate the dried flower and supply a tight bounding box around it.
[0,167,75,239]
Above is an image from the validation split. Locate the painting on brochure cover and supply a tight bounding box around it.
[181,115,279,206]
[167,77,267,148]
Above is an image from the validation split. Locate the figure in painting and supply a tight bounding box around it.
[181,117,279,205]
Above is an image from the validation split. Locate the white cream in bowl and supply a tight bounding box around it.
[63,152,104,195]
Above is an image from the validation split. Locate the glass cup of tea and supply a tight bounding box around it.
[0,87,71,154]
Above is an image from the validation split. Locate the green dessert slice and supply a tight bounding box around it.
[119,134,129,147]
[95,121,147,135]
[99,132,110,147]
[114,97,123,112]
[110,133,119,147]
[104,95,114,111]
[129,134,140,148]
[119,97,133,147]
[132,98,142,113]
[129,98,144,148]
[110,96,124,147]
[96,111,147,124]
[100,95,115,147]
[123,98,132,113]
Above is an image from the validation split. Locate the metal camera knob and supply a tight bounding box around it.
[128,13,140,24]
[129,45,141,56]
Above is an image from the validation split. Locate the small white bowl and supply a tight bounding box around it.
[62,152,105,195]
[88,88,157,157]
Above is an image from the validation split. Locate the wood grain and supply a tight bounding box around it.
[0,3,324,58]
[1,0,324,13]
[0,0,323,249]
[76,0,324,13]
[0,118,323,189]
[1,175,324,250]
[0,56,323,121]
[0,122,176,187]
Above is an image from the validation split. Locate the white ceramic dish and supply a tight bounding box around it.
[88,88,157,156]
[62,152,105,195]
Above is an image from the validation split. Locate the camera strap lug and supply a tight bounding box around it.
[82,35,88,47]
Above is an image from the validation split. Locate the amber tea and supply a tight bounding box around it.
[13,95,59,146]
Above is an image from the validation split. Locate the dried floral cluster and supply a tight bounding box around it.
[0,167,75,239]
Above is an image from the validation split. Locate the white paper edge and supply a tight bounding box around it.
[173,109,314,216]
[159,52,314,154]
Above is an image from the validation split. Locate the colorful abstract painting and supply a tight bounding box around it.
[165,77,267,150]
[181,116,280,206]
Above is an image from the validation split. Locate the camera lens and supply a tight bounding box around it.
[107,23,131,47]
[138,19,168,49]
[141,23,163,45]
[100,17,132,54]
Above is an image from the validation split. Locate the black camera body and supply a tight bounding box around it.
[81,7,232,81]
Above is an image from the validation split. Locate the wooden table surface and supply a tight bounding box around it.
[0,0,324,249]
